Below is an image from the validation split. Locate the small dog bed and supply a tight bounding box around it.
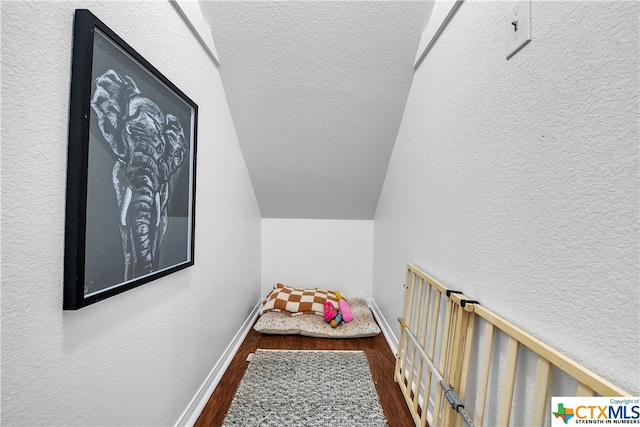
[254,297,381,338]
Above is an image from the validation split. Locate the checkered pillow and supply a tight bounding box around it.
[260,284,338,317]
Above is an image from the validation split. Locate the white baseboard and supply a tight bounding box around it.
[367,298,398,355]
[175,299,263,427]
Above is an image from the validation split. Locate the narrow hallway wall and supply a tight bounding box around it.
[1,1,261,425]
[261,219,373,297]
[374,0,639,396]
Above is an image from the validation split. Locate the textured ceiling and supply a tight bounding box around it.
[200,1,433,219]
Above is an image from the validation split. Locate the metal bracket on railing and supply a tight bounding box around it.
[439,380,475,424]
[460,299,480,308]
[440,380,464,411]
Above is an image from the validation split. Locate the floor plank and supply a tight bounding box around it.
[194,327,415,426]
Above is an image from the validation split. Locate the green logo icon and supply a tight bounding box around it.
[553,403,575,424]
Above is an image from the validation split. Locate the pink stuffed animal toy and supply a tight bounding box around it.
[324,300,338,323]
[335,292,353,323]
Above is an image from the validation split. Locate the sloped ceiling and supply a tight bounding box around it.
[199,1,433,219]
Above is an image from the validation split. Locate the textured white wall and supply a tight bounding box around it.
[1,1,261,426]
[262,219,373,297]
[374,0,639,395]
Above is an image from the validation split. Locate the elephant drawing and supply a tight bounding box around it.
[91,69,187,281]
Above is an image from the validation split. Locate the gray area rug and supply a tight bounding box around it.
[222,349,388,427]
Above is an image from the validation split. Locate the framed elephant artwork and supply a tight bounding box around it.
[63,9,198,309]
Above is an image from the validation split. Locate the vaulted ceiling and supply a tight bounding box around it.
[199,1,433,219]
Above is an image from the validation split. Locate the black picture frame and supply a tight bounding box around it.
[64,9,198,310]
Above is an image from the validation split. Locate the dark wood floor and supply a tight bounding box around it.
[194,327,415,427]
